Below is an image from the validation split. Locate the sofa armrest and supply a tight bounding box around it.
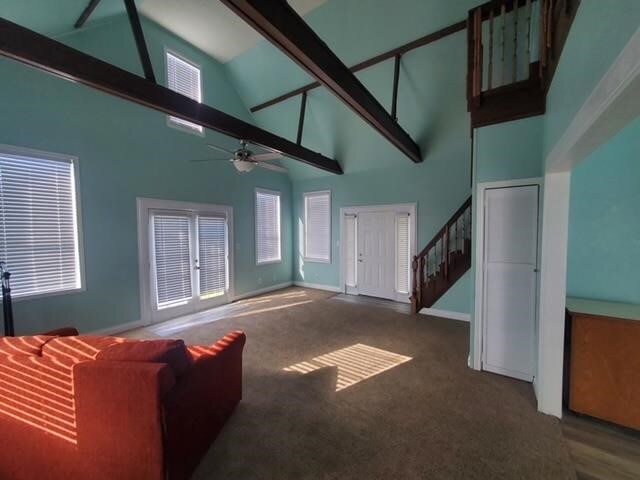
[73,360,176,480]
[163,331,246,480]
[41,327,79,337]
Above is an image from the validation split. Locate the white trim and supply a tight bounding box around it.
[294,281,342,293]
[338,203,417,303]
[473,178,543,372]
[88,318,146,336]
[303,190,332,264]
[419,308,470,322]
[255,187,282,266]
[0,143,87,302]
[136,197,235,325]
[232,281,293,301]
[536,172,570,418]
[546,27,640,173]
[484,364,534,382]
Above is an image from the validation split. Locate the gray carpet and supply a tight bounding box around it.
[127,287,576,480]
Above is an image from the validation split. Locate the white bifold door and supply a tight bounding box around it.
[482,185,539,381]
[148,207,231,323]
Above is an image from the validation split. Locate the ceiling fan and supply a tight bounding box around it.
[191,140,288,173]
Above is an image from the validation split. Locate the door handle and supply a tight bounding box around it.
[358,259,363,263]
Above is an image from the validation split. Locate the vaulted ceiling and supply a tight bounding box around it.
[1,0,327,62]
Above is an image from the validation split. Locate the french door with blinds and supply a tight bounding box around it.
[138,199,233,323]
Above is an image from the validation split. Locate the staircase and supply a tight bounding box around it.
[411,197,472,314]
[467,0,580,128]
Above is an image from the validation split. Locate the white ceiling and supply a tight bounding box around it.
[139,0,328,63]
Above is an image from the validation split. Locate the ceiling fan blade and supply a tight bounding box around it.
[256,162,288,173]
[206,144,235,155]
[189,158,231,163]
[251,152,283,162]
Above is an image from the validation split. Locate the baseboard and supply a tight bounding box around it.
[89,318,147,336]
[294,281,342,293]
[419,308,471,322]
[232,281,293,301]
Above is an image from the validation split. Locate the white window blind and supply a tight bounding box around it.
[396,213,410,294]
[304,191,331,262]
[0,151,81,298]
[255,189,281,264]
[166,51,203,133]
[152,214,193,308]
[344,214,357,287]
[197,216,227,298]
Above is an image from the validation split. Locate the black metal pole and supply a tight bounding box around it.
[1,264,14,336]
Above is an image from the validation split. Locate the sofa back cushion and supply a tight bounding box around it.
[42,336,125,366]
[0,335,55,356]
[96,339,192,377]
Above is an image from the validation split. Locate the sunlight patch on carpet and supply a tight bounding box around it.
[283,344,412,391]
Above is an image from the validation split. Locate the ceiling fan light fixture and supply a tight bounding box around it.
[233,160,255,173]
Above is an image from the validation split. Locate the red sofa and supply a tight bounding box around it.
[0,328,246,480]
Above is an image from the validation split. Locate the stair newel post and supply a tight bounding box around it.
[419,255,426,306]
[444,225,450,281]
[411,255,419,314]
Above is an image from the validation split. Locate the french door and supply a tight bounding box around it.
[138,199,233,324]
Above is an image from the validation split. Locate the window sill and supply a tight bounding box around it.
[256,259,282,266]
[166,117,204,137]
[13,286,85,303]
[303,257,331,264]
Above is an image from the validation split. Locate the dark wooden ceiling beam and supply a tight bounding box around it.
[221,0,422,163]
[123,0,156,82]
[250,20,466,113]
[0,17,342,175]
[74,0,103,29]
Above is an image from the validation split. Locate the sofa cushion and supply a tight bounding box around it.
[42,336,125,366]
[96,339,192,377]
[0,335,55,356]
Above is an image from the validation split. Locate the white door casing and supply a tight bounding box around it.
[137,198,234,325]
[482,185,539,381]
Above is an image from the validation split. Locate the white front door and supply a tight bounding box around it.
[357,211,396,300]
[482,185,539,381]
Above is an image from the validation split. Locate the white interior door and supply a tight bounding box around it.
[357,211,395,300]
[482,185,539,381]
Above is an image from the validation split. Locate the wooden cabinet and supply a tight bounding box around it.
[566,298,640,430]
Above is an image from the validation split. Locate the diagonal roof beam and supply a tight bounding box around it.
[0,17,342,175]
[74,0,103,29]
[221,0,423,163]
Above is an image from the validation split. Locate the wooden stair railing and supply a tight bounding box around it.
[411,196,472,314]
[466,0,579,128]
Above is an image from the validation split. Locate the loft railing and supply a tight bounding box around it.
[411,197,472,314]
[467,0,579,119]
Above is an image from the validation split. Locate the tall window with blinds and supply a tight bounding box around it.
[197,216,227,299]
[255,189,281,265]
[0,149,82,298]
[304,191,331,263]
[395,213,410,294]
[166,50,203,133]
[152,214,193,308]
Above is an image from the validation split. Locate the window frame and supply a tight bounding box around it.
[254,188,282,266]
[0,143,86,302]
[164,48,204,136]
[303,190,331,264]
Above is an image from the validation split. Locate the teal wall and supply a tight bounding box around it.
[0,15,293,335]
[567,117,640,304]
[543,0,640,161]
[227,0,481,314]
